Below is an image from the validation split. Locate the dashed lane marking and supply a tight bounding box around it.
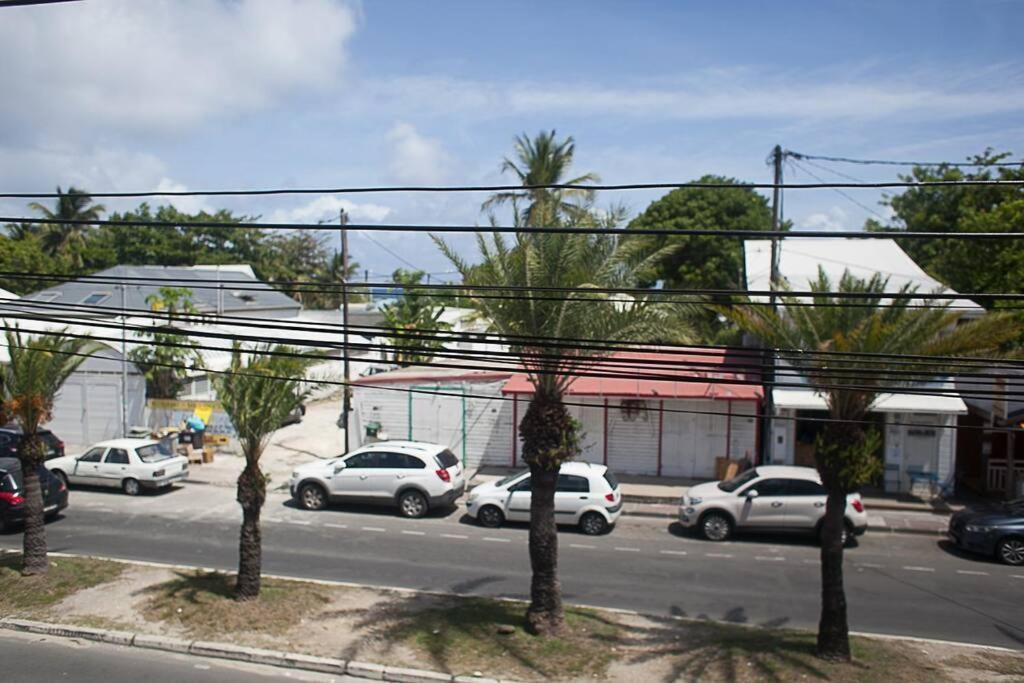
[856,563,883,569]
[441,533,468,540]
[401,530,426,536]
[570,543,596,549]
[803,559,818,565]
[483,537,511,543]
[324,523,348,529]
[659,550,688,556]
[903,566,935,572]
[705,553,734,559]
[755,556,785,562]
[614,547,641,553]
[361,526,387,532]
[956,570,989,576]
[1011,575,1024,580]
[283,520,311,526]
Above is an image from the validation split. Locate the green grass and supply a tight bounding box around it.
[0,554,125,616]
[383,597,618,680]
[140,570,332,639]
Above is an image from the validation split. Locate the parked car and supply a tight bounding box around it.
[948,498,1024,566]
[0,457,68,533]
[290,440,465,518]
[46,439,189,496]
[0,425,65,461]
[678,465,868,545]
[465,461,623,535]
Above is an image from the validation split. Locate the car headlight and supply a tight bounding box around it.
[688,497,703,505]
[965,524,992,533]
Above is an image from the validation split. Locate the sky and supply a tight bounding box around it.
[1,0,1022,279]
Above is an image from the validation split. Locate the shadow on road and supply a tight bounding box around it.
[277,497,463,520]
[65,483,182,498]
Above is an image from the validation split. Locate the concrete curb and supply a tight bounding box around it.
[0,617,518,683]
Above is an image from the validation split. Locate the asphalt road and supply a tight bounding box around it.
[0,630,349,682]
[2,484,1022,650]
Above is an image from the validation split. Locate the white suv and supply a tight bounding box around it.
[465,461,623,535]
[678,465,868,545]
[290,441,465,518]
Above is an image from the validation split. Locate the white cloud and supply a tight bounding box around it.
[266,195,393,224]
[152,179,215,216]
[0,0,357,134]
[798,206,850,232]
[386,122,451,184]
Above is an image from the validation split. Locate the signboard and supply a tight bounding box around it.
[146,399,235,437]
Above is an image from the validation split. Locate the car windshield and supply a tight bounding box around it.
[136,443,174,463]
[603,469,620,490]
[718,468,759,493]
[435,449,459,469]
[495,470,528,487]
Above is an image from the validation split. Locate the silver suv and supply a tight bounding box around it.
[290,441,465,518]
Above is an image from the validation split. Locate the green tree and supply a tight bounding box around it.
[128,287,203,399]
[866,150,1024,297]
[626,176,781,342]
[214,345,316,599]
[0,234,70,294]
[1,328,100,575]
[435,223,690,635]
[27,186,106,269]
[720,269,1020,660]
[481,130,599,226]
[379,269,452,365]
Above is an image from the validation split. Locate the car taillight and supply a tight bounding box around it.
[0,492,25,505]
[58,479,66,492]
[852,499,864,513]
[605,492,615,502]
[435,469,451,483]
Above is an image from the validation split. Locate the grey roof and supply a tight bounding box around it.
[15,265,301,317]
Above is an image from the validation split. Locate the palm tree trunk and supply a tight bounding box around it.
[816,486,850,660]
[20,437,48,575]
[235,460,266,600]
[519,386,572,635]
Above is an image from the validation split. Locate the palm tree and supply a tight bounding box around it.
[481,130,599,227]
[2,328,100,575]
[435,223,690,634]
[214,345,316,600]
[28,186,105,269]
[720,269,1020,660]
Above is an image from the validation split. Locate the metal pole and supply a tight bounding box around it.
[120,283,128,438]
[761,145,783,464]
[340,209,351,453]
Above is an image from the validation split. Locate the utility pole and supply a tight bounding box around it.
[339,209,351,453]
[120,283,128,438]
[761,145,784,465]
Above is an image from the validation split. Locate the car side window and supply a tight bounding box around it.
[344,452,384,468]
[556,474,590,493]
[510,476,531,492]
[0,473,15,493]
[786,479,826,496]
[105,449,130,465]
[748,478,788,497]
[79,447,106,463]
[393,453,426,469]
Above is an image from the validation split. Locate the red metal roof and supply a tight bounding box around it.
[501,348,762,400]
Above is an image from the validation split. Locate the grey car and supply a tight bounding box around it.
[948,498,1024,566]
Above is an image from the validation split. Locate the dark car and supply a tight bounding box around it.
[0,457,69,533]
[0,425,65,461]
[948,498,1024,566]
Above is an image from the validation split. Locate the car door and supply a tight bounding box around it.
[506,476,532,521]
[391,453,428,497]
[71,447,106,485]
[331,451,386,499]
[783,478,828,528]
[555,474,590,522]
[738,478,789,528]
[98,448,131,488]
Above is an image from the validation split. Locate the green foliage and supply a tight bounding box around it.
[0,234,72,294]
[379,269,452,365]
[814,428,883,493]
[28,186,106,270]
[128,287,203,399]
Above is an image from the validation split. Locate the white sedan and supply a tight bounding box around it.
[47,438,189,496]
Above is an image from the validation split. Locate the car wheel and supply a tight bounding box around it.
[477,504,504,528]
[53,470,68,489]
[398,490,428,519]
[997,537,1024,566]
[122,478,141,496]
[579,511,609,536]
[701,512,732,542]
[298,483,328,511]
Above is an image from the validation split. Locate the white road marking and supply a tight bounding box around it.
[483,537,511,543]
[401,530,426,536]
[856,563,883,569]
[570,543,596,549]
[614,547,641,553]
[441,533,468,540]
[659,550,688,556]
[324,523,348,529]
[903,566,935,572]
[705,553,734,559]
[956,570,989,576]
[1013,575,1024,580]
[803,559,818,565]
[284,520,311,526]
[755,556,785,562]
[361,526,387,532]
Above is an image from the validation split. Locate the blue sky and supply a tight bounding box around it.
[1,0,1022,279]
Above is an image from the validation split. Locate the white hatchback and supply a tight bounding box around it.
[46,439,189,496]
[290,441,465,518]
[678,465,868,545]
[465,461,623,535]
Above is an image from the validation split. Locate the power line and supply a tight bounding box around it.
[788,158,892,222]
[0,0,80,7]
[788,151,1024,168]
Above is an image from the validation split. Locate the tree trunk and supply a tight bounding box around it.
[235,460,266,600]
[816,487,850,660]
[20,435,48,575]
[518,386,574,635]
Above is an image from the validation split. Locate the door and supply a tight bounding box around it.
[98,448,131,488]
[737,478,789,527]
[384,452,428,498]
[71,447,106,485]
[506,476,532,521]
[902,423,939,491]
[555,474,591,522]
[781,478,827,527]
[331,451,389,499]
